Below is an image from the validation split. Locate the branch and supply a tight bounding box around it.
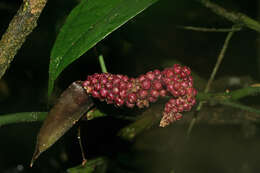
[0,0,48,79]
[177,26,242,32]
[187,27,236,136]
[196,0,260,32]
[118,86,260,141]
[0,112,46,127]
[0,87,259,135]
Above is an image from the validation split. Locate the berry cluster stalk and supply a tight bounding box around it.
[83,64,197,127]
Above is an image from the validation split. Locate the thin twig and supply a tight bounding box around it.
[0,0,48,80]
[220,101,260,114]
[177,26,242,32]
[77,126,87,166]
[196,0,260,33]
[187,26,236,137]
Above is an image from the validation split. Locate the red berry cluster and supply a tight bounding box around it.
[82,64,197,127]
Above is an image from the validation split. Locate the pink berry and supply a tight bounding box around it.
[115,97,124,107]
[153,69,161,76]
[173,82,181,90]
[107,92,114,101]
[183,66,191,76]
[183,103,191,111]
[173,64,181,74]
[139,90,148,99]
[105,82,113,90]
[113,78,121,85]
[126,101,135,108]
[150,90,159,98]
[178,89,186,96]
[122,75,129,82]
[153,80,162,90]
[126,83,133,90]
[186,87,193,96]
[142,79,151,90]
[180,71,187,78]
[148,96,157,103]
[159,89,167,97]
[138,75,146,82]
[169,98,176,105]
[91,78,98,84]
[193,88,197,96]
[119,90,127,98]
[101,78,107,85]
[100,88,108,97]
[181,81,188,88]
[116,74,123,79]
[166,70,174,78]
[119,81,127,90]
[128,93,137,104]
[82,80,91,87]
[167,84,174,91]
[146,71,155,80]
[174,113,182,120]
[92,90,100,98]
[112,87,120,95]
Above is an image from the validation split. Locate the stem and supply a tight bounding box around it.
[187,27,236,136]
[0,87,259,131]
[196,0,260,32]
[177,26,242,32]
[0,112,47,127]
[220,101,260,114]
[0,0,48,80]
[205,30,235,93]
[98,54,108,73]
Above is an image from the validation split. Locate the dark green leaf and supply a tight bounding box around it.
[48,0,159,97]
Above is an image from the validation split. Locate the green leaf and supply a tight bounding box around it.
[48,0,159,97]
[67,157,107,173]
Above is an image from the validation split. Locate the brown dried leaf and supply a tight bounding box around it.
[30,81,93,166]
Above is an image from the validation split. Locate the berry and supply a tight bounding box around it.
[100,88,108,97]
[150,90,159,98]
[153,80,162,90]
[115,97,124,107]
[119,90,127,98]
[128,93,137,104]
[126,101,135,108]
[159,89,167,97]
[139,90,148,99]
[183,66,191,76]
[142,79,151,90]
[92,90,100,98]
[146,71,155,80]
[112,87,120,95]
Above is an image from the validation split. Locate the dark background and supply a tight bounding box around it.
[0,0,260,172]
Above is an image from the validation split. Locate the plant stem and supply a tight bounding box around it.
[187,28,236,136]
[0,0,48,80]
[0,112,47,127]
[98,54,108,73]
[177,26,242,32]
[0,87,259,130]
[196,0,260,32]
